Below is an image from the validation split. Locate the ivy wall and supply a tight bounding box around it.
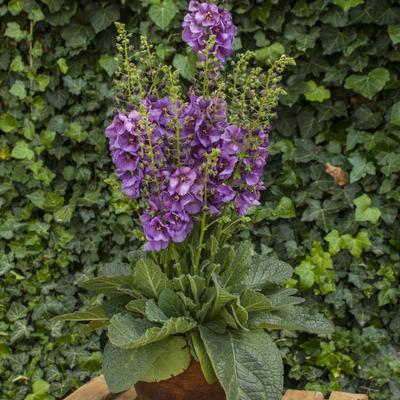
[0,0,399,399]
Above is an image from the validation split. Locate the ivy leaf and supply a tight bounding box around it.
[149,0,178,30]
[11,141,34,160]
[390,102,400,126]
[173,52,197,80]
[388,25,400,45]
[98,54,118,77]
[133,258,171,298]
[348,154,376,183]
[255,43,285,62]
[0,113,19,133]
[108,313,196,349]
[9,80,27,100]
[87,3,120,34]
[5,22,27,41]
[141,336,191,382]
[333,0,364,12]
[103,340,166,393]
[304,80,331,102]
[344,68,390,99]
[325,230,342,255]
[200,327,284,400]
[353,194,381,224]
[340,231,371,259]
[250,306,334,335]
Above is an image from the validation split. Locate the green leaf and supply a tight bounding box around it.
[87,3,120,34]
[255,43,285,62]
[221,242,254,292]
[200,327,284,400]
[246,255,293,289]
[344,68,390,99]
[53,305,108,321]
[98,54,118,77]
[9,80,27,100]
[53,203,75,223]
[133,258,170,298]
[353,194,381,224]
[64,122,88,142]
[126,299,147,316]
[304,80,331,102]
[145,299,168,323]
[149,0,178,30]
[240,289,273,312]
[11,141,34,160]
[32,379,50,395]
[390,101,400,126]
[61,23,94,48]
[388,25,400,45]
[158,288,185,317]
[5,22,27,41]
[173,52,197,80]
[333,0,364,12]
[80,276,136,297]
[250,306,334,335]
[348,154,376,183]
[108,313,196,349]
[325,230,342,255]
[103,340,166,392]
[340,231,371,259]
[0,113,19,133]
[57,58,68,74]
[142,336,191,382]
[191,331,217,384]
[27,190,64,211]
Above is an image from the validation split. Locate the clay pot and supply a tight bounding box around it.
[135,360,225,400]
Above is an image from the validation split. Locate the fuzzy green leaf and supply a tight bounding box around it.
[200,327,284,400]
[53,305,108,321]
[103,340,165,393]
[142,336,191,382]
[133,259,171,298]
[250,306,334,335]
[108,313,196,349]
[246,255,293,289]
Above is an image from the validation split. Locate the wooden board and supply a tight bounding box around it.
[64,375,368,400]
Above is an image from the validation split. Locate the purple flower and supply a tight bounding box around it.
[182,1,237,63]
[118,170,143,199]
[165,211,193,243]
[221,124,246,154]
[169,167,198,196]
[112,149,139,171]
[216,153,237,180]
[235,190,260,216]
[141,213,170,251]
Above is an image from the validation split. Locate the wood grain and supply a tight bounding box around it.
[282,389,324,400]
[135,360,225,400]
[63,372,369,400]
[329,392,368,400]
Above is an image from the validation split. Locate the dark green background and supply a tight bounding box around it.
[1,0,399,399]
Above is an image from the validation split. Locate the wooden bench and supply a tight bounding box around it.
[64,375,368,400]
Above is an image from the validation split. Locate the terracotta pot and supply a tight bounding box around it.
[135,360,226,400]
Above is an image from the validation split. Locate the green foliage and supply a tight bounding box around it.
[1,1,399,399]
[60,247,331,398]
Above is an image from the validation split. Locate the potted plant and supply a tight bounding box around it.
[56,2,333,399]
